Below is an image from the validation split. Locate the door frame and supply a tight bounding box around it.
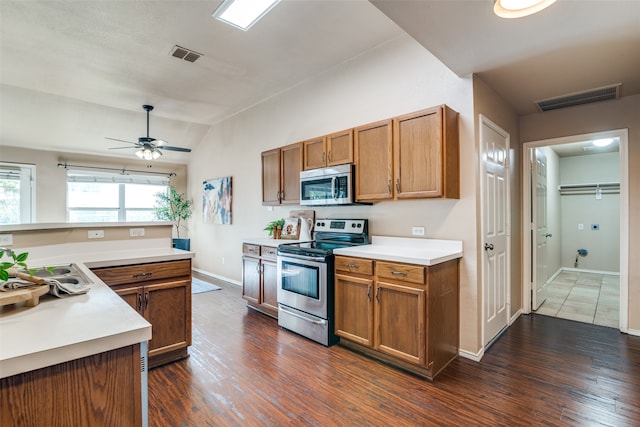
[521,129,629,332]
[479,115,511,347]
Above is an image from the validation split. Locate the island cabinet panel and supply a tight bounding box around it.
[335,255,459,380]
[242,242,279,318]
[91,259,192,368]
[1,344,142,427]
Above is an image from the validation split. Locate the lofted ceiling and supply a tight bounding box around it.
[1,0,639,164]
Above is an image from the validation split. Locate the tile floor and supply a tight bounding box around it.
[534,270,619,328]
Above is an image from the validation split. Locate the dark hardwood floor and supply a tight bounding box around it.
[148,278,640,426]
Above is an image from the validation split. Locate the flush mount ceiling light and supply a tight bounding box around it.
[494,0,556,18]
[212,0,281,31]
[592,138,614,147]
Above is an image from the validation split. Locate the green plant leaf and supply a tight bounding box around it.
[15,252,29,263]
[0,262,15,269]
[0,270,8,281]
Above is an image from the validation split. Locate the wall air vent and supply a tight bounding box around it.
[169,45,203,63]
[534,83,621,112]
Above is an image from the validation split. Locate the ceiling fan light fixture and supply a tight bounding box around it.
[493,0,556,18]
[136,148,161,160]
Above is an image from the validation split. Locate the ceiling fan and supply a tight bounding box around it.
[106,105,192,160]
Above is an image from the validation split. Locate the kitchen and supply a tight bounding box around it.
[1,0,640,426]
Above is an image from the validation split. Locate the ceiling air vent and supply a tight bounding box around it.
[169,45,203,63]
[535,83,621,112]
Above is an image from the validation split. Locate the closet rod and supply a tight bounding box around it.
[57,162,176,177]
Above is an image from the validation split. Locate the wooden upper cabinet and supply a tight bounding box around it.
[261,143,302,205]
[262,148,281,205]
[280,142,302,204]
[393,105,459,199]
[327,129,353,166]
[303,129,353,170]
[303,136,326,170]
[354,119,393,201]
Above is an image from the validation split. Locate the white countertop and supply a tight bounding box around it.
[333,236,463,266]
[0,238,194,378]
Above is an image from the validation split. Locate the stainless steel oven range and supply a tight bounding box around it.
[277,218,368,346]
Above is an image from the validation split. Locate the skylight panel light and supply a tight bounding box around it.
[213,0,281,31]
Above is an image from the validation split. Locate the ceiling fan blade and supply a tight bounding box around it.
[105,137,138,145]
[160,145,192,153]
[108,146,135,150]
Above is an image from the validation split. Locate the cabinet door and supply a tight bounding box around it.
[374,281,425,365]
[242,257,261,304]
[335,274,374,346]
[393,107,444,199]
[144,279,191,357]
[354,120,393,201]
[115,286,142,312]
[262,148,281,205]
[327,129,353,166]
[261,260,278,313]
[280,142,302,204]
[303,137,326,170]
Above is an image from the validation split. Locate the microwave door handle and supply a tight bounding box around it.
[331,176,337,200]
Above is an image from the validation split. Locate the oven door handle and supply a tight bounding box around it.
[280,305,328,326]
[278,253,326,263]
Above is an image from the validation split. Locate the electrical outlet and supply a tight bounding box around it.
[0,234,13,246]
[88,230,104,239]
[130,228,145,237]
[412,226,425,236]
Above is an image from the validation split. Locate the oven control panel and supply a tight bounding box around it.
[315,219,367,233]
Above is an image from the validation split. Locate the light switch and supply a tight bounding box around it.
[0,234,13,246]
[88,230,104,239]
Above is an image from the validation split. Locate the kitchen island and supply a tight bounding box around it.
[0,237,194,427]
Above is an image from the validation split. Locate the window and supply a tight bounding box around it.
[0,162,35,224]
[66,171,169,222]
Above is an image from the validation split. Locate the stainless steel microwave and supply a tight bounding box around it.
[299,164,355,206]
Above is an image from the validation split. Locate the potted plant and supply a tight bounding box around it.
[154,186,193,251]
[264,218,285,239]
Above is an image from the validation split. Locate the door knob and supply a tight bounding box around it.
[484,243,494,251]
[545,233,553,238]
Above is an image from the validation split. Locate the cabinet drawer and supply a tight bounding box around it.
[335,256,373,276]
[376,262,425,285]
[261,245,278,260]
[92,259,192,286]
[243,244,260,256]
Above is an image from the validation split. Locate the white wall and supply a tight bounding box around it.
[187,34,480,352]
[559,152,620,272]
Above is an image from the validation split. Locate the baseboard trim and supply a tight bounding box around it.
[627,328,640,337]
[458,347,483,362]
[509,309,522,325]
[192,268,241,287]
[560,267,620,276]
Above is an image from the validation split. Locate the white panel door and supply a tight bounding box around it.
[532,149,549,310]
[480,116,510,347]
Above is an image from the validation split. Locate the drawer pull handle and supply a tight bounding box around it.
[367,285,371,302]
[345,263,359,269]
[133,272,152,279]
[375,287,380,302]
[391,271,407,276]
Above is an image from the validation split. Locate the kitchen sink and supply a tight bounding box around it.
[18,264,92,286]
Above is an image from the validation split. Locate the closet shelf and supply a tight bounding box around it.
[558,182,620,195]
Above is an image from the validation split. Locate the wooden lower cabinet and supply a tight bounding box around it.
[1,344,143,427]
[335,255,459,380]
[91,259,192,368]
[242,243,279,318]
